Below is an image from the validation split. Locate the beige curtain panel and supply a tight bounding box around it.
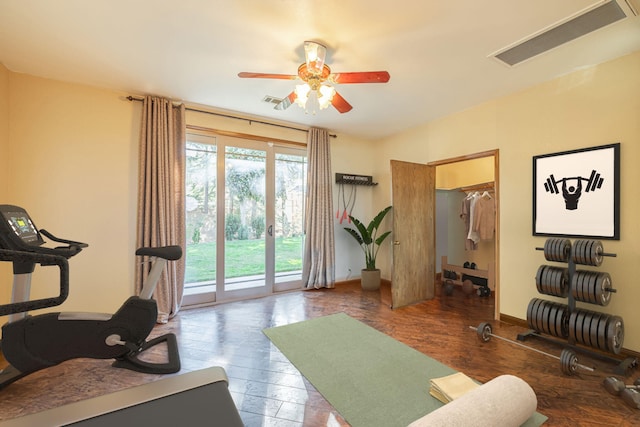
[302,127,335,289]
[136,96,187,323]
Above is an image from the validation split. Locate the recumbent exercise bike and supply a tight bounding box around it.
[0,204,181,391]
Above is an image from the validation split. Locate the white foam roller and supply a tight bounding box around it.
[408,374,538,427]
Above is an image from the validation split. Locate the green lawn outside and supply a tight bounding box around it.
[185,236,303,283]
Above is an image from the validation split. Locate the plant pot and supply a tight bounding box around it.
[361,269,381,291]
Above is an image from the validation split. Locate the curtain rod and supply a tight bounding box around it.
[126,95,336,138]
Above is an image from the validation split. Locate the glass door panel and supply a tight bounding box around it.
[184,135,217,302]
[223,145,267,294]
[274,150,307,291]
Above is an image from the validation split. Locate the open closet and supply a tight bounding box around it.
[432,151,499,318]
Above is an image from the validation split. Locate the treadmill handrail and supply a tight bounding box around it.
[0,249,70,316]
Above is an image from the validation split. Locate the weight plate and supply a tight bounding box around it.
[535,265,545,294]
[595,272,612,306]
[552,239,560,262]
[584,271,597,304]
[576,271,587,303]
[590,271,600,305]
[477,322,492,342]
[547,304,558,337]
[532,298,544,333]
[549,304,559,338]
[541,266,551,295]
[582,311,599,347]
[543,239,552,261]
[529,298,543,332]
[580,271,589,303]
[537,298,548,333]
[589,312,603,350]
[561,239,571,262]
[597,313,609,352]
[560,304,570,338]
[548,267,558,295]
[551,304,563,338]
[571,273,580,301]
[561,348,578,376]
[569,310,579,342]
[583,240,594,265]
[607,316,624,355]
[526,298,536,330]
[582,310,596,349]
[559,268,569,297]
[581,240,591,265]
[582,271,593,303]
[572,240,584,265]
[541,301,552,335]
[526,299,536,330]
[589,240,604,267]
[585,271,595,303]
[575,310,587,345]
[553,238,562,262]
[580,310,592,347]
[580,240,589,264]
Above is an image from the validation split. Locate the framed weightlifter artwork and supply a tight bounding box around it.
[532,143,620,240]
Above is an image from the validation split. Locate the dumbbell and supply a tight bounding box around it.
[543,170,604,194]
[602,377,640,409]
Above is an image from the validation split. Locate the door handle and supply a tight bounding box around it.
[268,225,273,236]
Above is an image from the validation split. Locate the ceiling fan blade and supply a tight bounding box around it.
[238,72,297,80]
[274,91,297,110]
[331,91,353,114]
[329,71,390,84]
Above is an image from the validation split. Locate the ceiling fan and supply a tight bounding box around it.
[238,41,390,114]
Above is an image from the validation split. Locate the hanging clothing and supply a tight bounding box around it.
[473,192,495,240]
[460,195,477,251]
[466,192,481,244]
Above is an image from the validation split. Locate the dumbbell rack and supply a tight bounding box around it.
[518,238,637,375]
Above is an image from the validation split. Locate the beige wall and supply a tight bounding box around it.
[378,51,640,351]
[0,64,10,302]
[435,157,494,190]
[0,63,8,200]
[5,73,140,314]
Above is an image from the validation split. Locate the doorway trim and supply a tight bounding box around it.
[427,149,500,320]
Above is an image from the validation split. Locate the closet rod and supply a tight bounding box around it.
[126,95,336,138]
[459,181,495,192]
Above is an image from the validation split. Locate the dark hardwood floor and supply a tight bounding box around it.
[0,282,638,426]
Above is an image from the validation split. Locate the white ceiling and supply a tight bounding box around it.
[1,0,639,140]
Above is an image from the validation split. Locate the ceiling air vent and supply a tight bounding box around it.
[492,0,636,66]
[262,95,283,105]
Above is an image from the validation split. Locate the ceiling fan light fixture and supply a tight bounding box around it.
[294,82,335,115]
[294,83,311,107]
[304,41,326,75]
[318,84,336,107]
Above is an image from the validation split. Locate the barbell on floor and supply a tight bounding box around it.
[470,322,595,376]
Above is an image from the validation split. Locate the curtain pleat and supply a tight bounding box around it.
[136,96,186,323]
[302,128,335,289]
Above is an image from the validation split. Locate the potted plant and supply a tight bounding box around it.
[343,205,392,290]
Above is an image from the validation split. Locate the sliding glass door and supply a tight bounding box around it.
[183,132,306,306]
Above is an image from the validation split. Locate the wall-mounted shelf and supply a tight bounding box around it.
[335,173,378,186]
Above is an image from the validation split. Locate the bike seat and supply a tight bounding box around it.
[135,245,182,261]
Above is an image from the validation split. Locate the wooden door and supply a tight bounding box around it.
[390,160,436,309]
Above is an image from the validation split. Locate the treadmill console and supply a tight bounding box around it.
[0,205,45,250]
